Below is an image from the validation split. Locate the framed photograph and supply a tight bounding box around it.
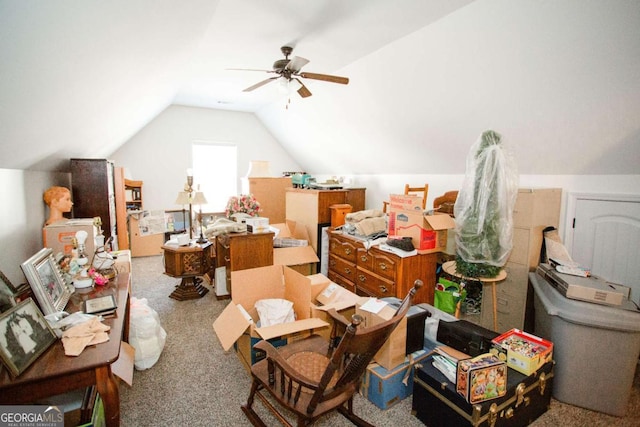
[21,248,72,315]
[0,298,57,377]
[0,270,17,313]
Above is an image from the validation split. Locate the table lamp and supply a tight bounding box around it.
[192,191,208,243]
[73,230,94,289]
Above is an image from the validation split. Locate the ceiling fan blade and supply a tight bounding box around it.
[285,56,310,73]
[299,72,349,85]
[294,78,312,98]
[243,77,279,92]
[227,68,275,73]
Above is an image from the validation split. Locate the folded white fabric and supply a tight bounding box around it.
[61,317,111,356]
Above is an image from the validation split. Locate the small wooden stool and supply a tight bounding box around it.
[329,204,352,227]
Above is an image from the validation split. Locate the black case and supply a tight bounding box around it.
[412,356,554,427]
[436,319,499,357]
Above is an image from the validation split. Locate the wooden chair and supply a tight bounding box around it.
[382,183,429,213]
[241,280,424,427]
[433,190,458,216]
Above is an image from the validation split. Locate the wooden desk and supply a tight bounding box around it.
[0,273,131,427]
[162,241,213,300]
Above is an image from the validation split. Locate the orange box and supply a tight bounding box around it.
[387,208,455,253]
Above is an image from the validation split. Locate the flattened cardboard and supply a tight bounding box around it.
[272,220,319,274]
[213,302,253,351]
[356,298,407,370]
[112,341,135,386]
[273,246,319,266]
[256,318,328,341]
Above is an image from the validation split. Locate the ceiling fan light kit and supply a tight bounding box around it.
[233,46,349,99]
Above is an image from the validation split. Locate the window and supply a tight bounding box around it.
[192,142,237,212]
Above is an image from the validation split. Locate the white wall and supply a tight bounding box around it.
[109,105,302,211]
[111,106,640,246]
[345,173,640,243]
[0,169,70,285]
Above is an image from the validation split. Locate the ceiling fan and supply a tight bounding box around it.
[230,46,349,98]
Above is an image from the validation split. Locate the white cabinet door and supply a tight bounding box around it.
[571,197,640,305]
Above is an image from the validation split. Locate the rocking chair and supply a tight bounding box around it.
[241,279,423,426]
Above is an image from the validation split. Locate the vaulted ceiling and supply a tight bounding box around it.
[1,0,639,174]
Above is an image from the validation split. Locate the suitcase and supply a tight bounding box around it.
[412,355,554,427]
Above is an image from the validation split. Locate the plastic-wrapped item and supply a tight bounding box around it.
[454,130,518,277]
[129,297,166,370]
[255,298,295,327]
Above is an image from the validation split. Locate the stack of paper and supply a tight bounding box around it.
[431,345,470,383]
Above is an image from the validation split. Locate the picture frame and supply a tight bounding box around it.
[0,269,17,313]
[21,248,72,316]
[0,298,57,377]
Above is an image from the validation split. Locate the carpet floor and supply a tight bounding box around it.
[119,255,640,426]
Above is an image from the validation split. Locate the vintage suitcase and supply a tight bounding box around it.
[412,355,553,427]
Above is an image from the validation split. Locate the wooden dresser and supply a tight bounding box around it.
[216,232,274,295]
[327,231,437,304]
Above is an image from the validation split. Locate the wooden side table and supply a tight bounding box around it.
[162,241,213,300]
[442,260,507,331]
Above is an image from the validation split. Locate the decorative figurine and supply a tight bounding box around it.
[43,186,73,226]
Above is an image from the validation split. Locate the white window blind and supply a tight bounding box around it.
[192,142,237,212]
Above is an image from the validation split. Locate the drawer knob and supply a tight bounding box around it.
[358,275,366,282]
[344,268,351,274]
[379,262,387,270]
[379,286,388,293]
[360,255,368,262]
[345,248,352,255]
[329,260,336,267]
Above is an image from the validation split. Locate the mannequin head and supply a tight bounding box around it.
[43,186,73,226]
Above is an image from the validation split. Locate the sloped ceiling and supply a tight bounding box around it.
[1,0,639,174]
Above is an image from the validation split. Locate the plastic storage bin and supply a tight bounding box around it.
[530,272,640,416]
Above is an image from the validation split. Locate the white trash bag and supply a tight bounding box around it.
[129,297,167,370]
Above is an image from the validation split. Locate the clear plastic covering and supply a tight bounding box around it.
[454,130,519,270]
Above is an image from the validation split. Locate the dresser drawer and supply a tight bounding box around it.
[329,236,358,263]
[356,248,374,271]
[329,254,357,283]
[369,250,397,281]
[356,269,396,298]
[328,270,356,294]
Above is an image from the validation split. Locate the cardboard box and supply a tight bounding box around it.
[356,298,408,371]
[272,221,319,275]
[212,265,329,367]
[456,353,507,404]
[245,217,270,233]
[360,349,429,409]
[387,208,455,253]
[111,249,132,274]
[309,277,360,341]
[490,328,553,376]
[43,219,99,257]
[389,194,424,211]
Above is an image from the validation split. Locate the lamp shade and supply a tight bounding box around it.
[192,192,208,205]
[245,160,271,178]
[175,191,190,205]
